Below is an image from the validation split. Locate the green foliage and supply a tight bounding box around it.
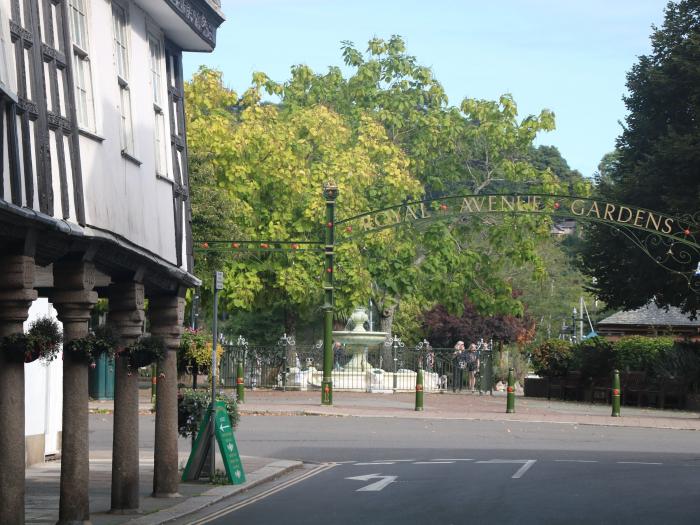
[186,36,565,335]
[177,389,239,439]
[612,335,674,372]
[580,0,700,315]
[178,328,222,373]
[493,344,530,383]
[653,341,700,390]
[529,339,573,377]
[64,325,119,365]
[124,336,166,369]
[0,316,63,363]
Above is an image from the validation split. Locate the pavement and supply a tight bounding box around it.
[24,388,700,524]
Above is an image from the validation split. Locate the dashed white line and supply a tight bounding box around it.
[554,460,598,463]
[413,461,455,464]
[617,461,663,465]
[432,458,474,462]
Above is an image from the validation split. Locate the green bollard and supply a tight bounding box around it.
[236,362,245,403]
[611,369,621,417]
[415,369,424,411]
[506,367,515,413]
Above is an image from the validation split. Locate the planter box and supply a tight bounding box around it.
[524,377,548,398]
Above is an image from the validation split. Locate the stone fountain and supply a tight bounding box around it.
[288,306,441,392]
[332,307,386,372]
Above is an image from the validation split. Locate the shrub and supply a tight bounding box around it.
[653,341,700,389]
[529,339,573,377]
[574,337,614,379]
[177,389,239,439]
[612,336,673,372]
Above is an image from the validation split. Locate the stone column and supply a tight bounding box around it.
[0,255,37,525]
[149,293,185,497]
[50,261,98,525]
[107,282,145,513]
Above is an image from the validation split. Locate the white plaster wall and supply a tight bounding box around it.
[80,0,178,264]
[24,298,63,456]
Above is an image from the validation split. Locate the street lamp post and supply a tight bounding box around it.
[278,332,296,391]
[385,335,404,392]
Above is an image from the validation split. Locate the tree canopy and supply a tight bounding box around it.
[580,0,700,316]
[186,36,568,340]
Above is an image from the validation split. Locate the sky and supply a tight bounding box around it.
[183,0,670,178]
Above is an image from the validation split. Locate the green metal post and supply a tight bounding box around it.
[415,369,424,411]
[611,369,621,417]
[506,367,515,413]
[236,362,245,403]
[321,181,338,406]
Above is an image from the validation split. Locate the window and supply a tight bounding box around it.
[112,2,133,154]
[149,33,167,176]
[0,4,17,100]
[68,0,94,129]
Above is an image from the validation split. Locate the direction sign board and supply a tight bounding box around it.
[182,401,245,484]
[214,400,246,484]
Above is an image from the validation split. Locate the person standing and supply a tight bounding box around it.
[466,343,480,391]
[452,341,465,392]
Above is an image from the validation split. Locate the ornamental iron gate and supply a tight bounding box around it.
[220,341,495,393]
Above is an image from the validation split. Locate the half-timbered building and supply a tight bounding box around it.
[0,1,224,522]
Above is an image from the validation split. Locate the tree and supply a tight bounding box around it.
[187,37,565,350]
[186,67,422,335]
[420,297,535,348]
[257,37,560,346]
[580,1,700,316]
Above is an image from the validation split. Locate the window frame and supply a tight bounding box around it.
[111,0,134,156]
[67,0,96,131]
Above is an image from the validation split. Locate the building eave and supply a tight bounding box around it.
[133,0,225,52]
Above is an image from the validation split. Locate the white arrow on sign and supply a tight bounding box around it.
[345,473,398,492]
[219,423,230,432]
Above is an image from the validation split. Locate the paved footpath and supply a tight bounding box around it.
[237,389,700,430]
[25,389,700,524]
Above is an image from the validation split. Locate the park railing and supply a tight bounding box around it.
[220,343,495,393]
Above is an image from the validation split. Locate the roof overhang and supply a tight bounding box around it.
[133,0,225,52]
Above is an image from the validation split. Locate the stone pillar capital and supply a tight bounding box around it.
[108,282,145,346]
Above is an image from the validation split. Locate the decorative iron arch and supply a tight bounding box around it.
[335,193,700,290]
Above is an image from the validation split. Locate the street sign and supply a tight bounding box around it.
[214,400,245,484]
[182,401,245,484]
[214,271,224,290]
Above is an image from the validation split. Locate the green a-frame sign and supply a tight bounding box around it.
[182,400,246,484]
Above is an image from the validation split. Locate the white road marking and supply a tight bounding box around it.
[554,460,598,463]
[190,463,336,524]
[512,460,537,479]
[346,473,398,492]
[476,459,537,479]
[413,461,455,464]
[432,458,474,462]
[355,462,398,465]
[617,461,663,465]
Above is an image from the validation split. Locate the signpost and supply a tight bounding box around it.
[182,400,245,484]
[182,271,245,485]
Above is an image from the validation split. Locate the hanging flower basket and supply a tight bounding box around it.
[124,335,166,370]
[64,325,118,366]
[0,317,62,364]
